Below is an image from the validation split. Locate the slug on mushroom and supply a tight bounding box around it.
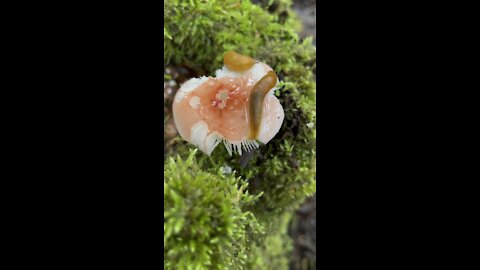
[172,51,284,156]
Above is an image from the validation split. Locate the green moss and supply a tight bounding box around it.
[164,149,264,270]
[164,0,316,268]
[245,211,294,270]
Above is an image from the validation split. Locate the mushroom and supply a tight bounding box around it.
[172,51,284,156]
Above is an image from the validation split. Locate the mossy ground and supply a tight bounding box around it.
[164,0,316,269]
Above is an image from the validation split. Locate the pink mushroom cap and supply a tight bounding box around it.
[172,61,284,155]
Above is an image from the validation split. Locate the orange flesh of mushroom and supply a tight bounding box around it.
[174,76,253,142]
[172,53,284,156]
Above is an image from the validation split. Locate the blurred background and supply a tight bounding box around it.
[293,0,316,44]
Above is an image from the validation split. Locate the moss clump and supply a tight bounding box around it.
[245,212,293,270]
[164,149,264,270]
[164,0,316,268]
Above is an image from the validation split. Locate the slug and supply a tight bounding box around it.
[248,71,278,140]
[223,51,256,72]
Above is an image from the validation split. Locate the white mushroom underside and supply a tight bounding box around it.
[189,120,260,156]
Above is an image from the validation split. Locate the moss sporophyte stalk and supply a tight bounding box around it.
[164,0,316,269]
